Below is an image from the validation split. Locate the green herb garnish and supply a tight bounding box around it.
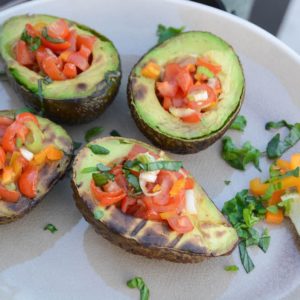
[93,208,104,220]
[110,129,121,137]
[238,241,255,273]
[43,76,53,85]
[41,27,66,43]
[258,228,271,253]
[222,136,261,171]
[81,167,98,174]
[88,144,109,155]
[266,121,300,158]
[44,223,58,233]
[97,163,111,172]
[146,160,183,171]
[127,277,150,300]
[224,265,239,272]
[126,173,142,194]
[73,141,82,151]
[15,107,35,115]
[156,24,185,44]
[85,127,103,142]
[21,29,41,51]
[229,115,247,132]
[196,66,214,78]
[92,172,114,187]
[224,180,231,186]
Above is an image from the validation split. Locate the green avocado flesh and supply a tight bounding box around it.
[129,31,244,140]
[0,14,120,99]
[73,137,238,257]
[0,110,73,222]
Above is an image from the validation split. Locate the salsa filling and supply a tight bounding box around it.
[0,112,64,202]
[14,18,96,81]
[141,56,222,124]
[86,144,197,234]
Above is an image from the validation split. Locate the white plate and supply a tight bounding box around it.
[0,0,300,299]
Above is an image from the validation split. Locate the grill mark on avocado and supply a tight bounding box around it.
[168,234,183,248]
[133,84,147,101]
[130,219,147,237]
[57,136,71,148]
[179,241,208,255]
[137,227,169,247]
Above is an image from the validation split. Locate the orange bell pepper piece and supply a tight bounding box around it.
[290,153,300,170]
[169,178,186,197]
[33,145,63,166]
[1,166,15,185]
[249,178,269,196]
[266,209,284,224]
[141,62,161,79]
[280,176,300,193]
[276,159,291,172]
[268,190,284,206]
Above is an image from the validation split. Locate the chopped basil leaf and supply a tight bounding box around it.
[88,144,109,155]
[258,228,271,253]
[156,24,185,44]
[73,141,82,151]
[238,241,255,273]
[123,159,145,171]
[229,115,247,132]
[222,136,261,171]
[97,163,111,172]
[21,29,41,51]
[41,27,66,43]
[81,167,98,174]
[278,198,293,215]
[127,277,150,300]
[93,208,104,220]
[196,66,214,78]
[224,180,231,186]
[85,127,103,142]
[44,223,57,233]
[266,122,300,158]
[43,76,53,85]
[266,205,279,214]
[126,173,142,194]
[265,120,293,130]
[145,160,183,171]
[261,182,282,201]
[224,265,239,272]
[110,129,121,137]
[15,107,35,115]
[92,172,114,187]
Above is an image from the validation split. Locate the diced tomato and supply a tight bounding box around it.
[67,52,89,71]
[176,70,193,94]
[196,58,221,75]
[156,81,178,97]
[33,22,47,35]
[110,164,123,176]
[181,111,201,123]
[0,116,14,126]
[47,19,70,39]
[187,84,217,111]
[67,29,77,52]
[76,34,96,51]
[121,196,136,213]
[0,185,21,203]
[127,144,159,160]
[42,56,66,81]
[18,165,38,199]
[163,63,182,82]
[79,44,91,59]
[59,50,72,62]
[185,177,195,190]
[16,112,39,126]
[0,146,5,169]
[15,40,34,66]
[2,121,27,152]
[159,210,177,220]
[167,215,194,233]
[171,90,185,108]
[41,36,71,52]
[63,63,77,79]
[25,23,38,37]
[90,180,126,206]
[163,97,172,110]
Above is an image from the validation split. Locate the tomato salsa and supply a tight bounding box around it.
[0,112,63,202]
[88,144,197,234]
[14,19,96,80]
[141,57,222,124]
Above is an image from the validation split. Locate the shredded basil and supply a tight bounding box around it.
[238,241,255,273]
[126,173,142,194]
[88,144,109,155]
[156,24,185,44]
[266,121,300,159]
[85,127,103,142]
[81,167,98,174]
[41,27,66,43]
[127,277,150,300]
[224,265,239,272]
[229,115,247,132]
[93,209,104,220]
[97,163,111,172]
[145,160,183,171]
[92,172,114,187]
[43,76,53,85]
[222,136,261,171]
[258,228,271,253]
[44,223,57,233]
[21,29,41,51]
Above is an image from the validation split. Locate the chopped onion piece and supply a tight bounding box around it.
[139,170,161,197]
[185,189,197,214]
[20,147,34,161]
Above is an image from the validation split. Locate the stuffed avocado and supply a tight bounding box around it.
[127,31,245,154]
[72,137,238,263]
[0,14,121,124]
[0,110,73,224]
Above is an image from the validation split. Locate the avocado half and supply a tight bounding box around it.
[0,14,121,124]
[72,137,238,263]
[0,110,73,224]
[127,31,245,154]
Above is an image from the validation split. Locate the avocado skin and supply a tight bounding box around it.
[6,68,121,125]
[127,31,245,154]
[0,110,73,224]
[0,16,121,125]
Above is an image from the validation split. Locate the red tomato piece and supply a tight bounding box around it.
[187,84,217,110]
[184,177,195,190]
[196,58,221,75]
[156,81,178,97]
[181,112,201,123]
[2,121,26,152]
[176,70,193,94]
[41,36,71,52]
[163,63,182,82]
[42,56,66,81]
[15,40,34,66]
[18,165,38,199]
[79,45,91,59]
[171,90,185,108]
[167,215,194,233]
[121,196,136,213]
[16,112,39,126]
[67,52,89,71]
[25,23,38,37]
[127,144,159,160]
[0,185,21,203]
[0,116,14,126]
[63,63,77,79]
[163,97,172,110]
[0,146,5,169]
[47,19,70,39]
[67,29,77,52]
[76,35,96,51]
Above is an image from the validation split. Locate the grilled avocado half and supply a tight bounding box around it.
[0,14,121,124]
[127,31,245,154]
[0,110,73,224]
[72,137,238,263]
